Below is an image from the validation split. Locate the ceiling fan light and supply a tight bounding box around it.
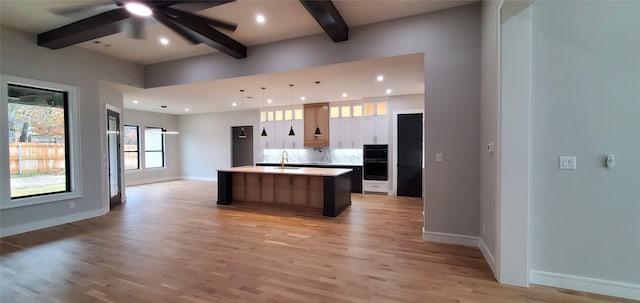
[125,2,152,17]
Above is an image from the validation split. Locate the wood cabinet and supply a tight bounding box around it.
[304,103,330,147]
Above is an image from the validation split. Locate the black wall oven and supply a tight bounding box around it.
[363,144,388,180]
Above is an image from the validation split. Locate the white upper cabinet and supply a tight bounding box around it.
[260,107,303,149]
[361,101,388,145]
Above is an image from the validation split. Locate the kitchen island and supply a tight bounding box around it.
[217,166,352,217]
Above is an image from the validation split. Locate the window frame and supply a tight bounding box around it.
[144,127,165,169]
[123,125,140,170]
[1,74,83,209]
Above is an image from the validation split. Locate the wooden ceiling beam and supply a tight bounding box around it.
[299,0,348,42]
[38,8,130,49]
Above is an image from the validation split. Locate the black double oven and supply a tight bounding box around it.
[363,144,388,181]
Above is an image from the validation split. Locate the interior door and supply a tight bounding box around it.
[107,109,122,208]
[397,113,423,197]
[232,126,253,167]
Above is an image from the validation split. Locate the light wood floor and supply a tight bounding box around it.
[0,180,633,303]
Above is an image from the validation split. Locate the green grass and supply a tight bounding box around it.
[10,172,65,178]
[12,184,67,198]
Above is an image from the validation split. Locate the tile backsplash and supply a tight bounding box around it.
[263,148,362,165]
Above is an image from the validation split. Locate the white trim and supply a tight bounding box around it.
[391,108,424,197]
[182,176,217,182]
[530,270,640,301]
[1,75,83,209]
[125,176,179,186]
[0,207,108,237]
[422,228,479,247]
[479,237,497,276]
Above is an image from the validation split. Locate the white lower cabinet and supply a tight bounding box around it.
[363,180,389,194]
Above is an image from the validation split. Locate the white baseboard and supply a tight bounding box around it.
[182,176,217,182]
[422,228,479,247]
[0,207,108,238]
[478,237,497,276]
[530,270,640,301]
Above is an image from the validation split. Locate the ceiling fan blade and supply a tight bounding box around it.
[160,7,246,58]
[50,2,117,17]
[163,7,237,32]
[123,17,146,40]
[161,0,235,12]
[155,12,201,44]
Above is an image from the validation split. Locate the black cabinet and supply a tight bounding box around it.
[256,163,363,193]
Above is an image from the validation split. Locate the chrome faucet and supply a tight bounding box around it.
[280,150,289,168]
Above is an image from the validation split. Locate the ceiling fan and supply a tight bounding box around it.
[38,0,247,58]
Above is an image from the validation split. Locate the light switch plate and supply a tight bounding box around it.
[435,153,443,162]
[559,156,577,170]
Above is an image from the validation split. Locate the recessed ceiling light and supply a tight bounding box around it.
[125,2,152,17]
[342,92,348,98]
[159,37,169,45]
[184,108,189,112]
[267,99,272,104]
[300,96,306,101]
[386,89,392,94]
[133,100,138,104]
[377,75,384,82]
[232,102,237,107]
[256,14,266,24]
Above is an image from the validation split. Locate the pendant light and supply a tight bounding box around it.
[260,87,268,137]
[314,81,322,137]
[239,89,247,139]
[288,84,295,136]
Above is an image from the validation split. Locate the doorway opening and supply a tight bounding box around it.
[107,109,122,208]
[231,126,253,167]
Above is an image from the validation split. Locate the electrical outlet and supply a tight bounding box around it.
[69,201,75,209]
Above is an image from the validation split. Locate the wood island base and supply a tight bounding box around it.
[217,166,352,217]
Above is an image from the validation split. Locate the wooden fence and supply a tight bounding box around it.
[9,143,65,174]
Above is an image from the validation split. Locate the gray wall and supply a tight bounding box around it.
[147,4,482,238]
[0,26,144,235]
[530,1,640,284]
[123,109,181,186]
[179,110,260,181]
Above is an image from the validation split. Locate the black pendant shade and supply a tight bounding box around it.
[288,126,295,136]
[314,127,322,137]
[261,126,267,137]
[239,127,247,138]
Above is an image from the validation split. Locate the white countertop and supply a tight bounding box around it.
[218,166,352,177]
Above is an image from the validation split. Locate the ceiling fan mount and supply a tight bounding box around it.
[39,0,246,58]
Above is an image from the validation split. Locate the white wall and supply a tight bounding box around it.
[146,4,482,240]
[179,110,260,181]
[479,0,500,277]
[528,1,640,298]
[123,109,181,186]
[0,26,144,236]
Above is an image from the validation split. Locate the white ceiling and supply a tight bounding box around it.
[0,0,472,114]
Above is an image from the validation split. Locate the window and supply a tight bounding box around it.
[6,83,69,198]
[124,125,139,170]
[144,127,165,168]
[2,74,82,208]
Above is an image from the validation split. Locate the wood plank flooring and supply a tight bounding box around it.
[0,180,634,303]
